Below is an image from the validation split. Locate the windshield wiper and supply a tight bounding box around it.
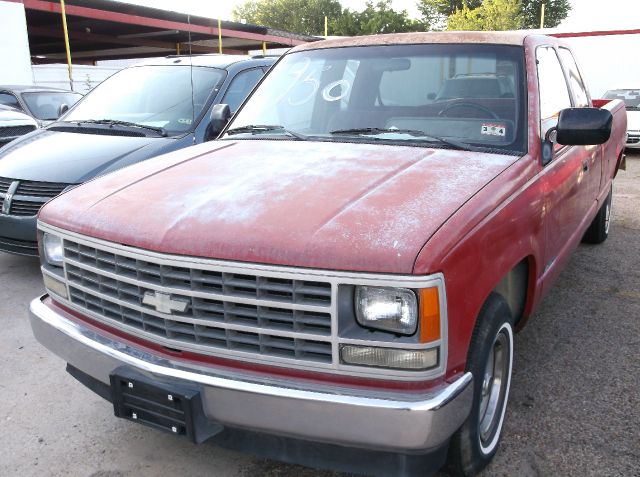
[329,127,480,152]
[225,124,308,140]
[74,119,167,137]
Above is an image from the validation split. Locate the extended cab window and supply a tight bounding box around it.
[223,68,264,113]
[536,47,572,121]
[226,44,527,154]
[558,48,589,108]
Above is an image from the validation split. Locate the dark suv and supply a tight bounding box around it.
[0,54,275,256]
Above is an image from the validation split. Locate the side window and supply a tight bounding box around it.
[536,47,572,121]
[558,48,589,108]
[222,68,264,113]
[0,92,21,110]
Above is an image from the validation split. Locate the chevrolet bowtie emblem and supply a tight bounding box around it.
[142,291,189,314]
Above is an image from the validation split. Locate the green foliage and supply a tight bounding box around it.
[418,0,571,30]
[233,0,426,36]
[521,0,571,28]
[232,0,342,36]
[447,0,523,31]
[334,1,425,35]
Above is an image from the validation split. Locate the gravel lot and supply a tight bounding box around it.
[1,154,638,477]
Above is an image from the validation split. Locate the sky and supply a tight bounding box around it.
[113,0,639,31]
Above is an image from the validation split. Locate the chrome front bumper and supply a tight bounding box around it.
[29,295,473,452]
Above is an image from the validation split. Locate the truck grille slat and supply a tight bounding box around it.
[61,239,334,365]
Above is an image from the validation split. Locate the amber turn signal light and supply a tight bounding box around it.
[419,287,441,343]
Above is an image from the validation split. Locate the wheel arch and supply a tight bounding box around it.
[490,255,537,328]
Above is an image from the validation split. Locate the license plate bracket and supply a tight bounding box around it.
[110,366,222,443]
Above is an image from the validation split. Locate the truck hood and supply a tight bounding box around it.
[0,128,176,183]
[40,140,520,274]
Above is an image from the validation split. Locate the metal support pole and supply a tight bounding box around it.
[540,3,546,29]
[218,18,222,54]
[60,0,73,90]
[324,16,328,37]
[262,41,266,56]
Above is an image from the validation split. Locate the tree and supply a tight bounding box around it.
[232,0,343,36]
[417,0,482,28]
[521,0,571,28]
[447,0,523,30]
[418,0,571,30]
[233,0,425,36]
[334,1,425,35]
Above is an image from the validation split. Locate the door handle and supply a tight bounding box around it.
[582,160,589,172]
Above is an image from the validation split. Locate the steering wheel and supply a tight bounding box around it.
[437,101,500,120]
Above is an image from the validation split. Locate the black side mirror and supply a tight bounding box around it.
[556,107,612,146]
[205,103,231,141]
[58,103,69,117]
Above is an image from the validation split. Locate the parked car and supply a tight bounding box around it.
[0,54,275,256]
[0,85,82,126]
[30,33,626,477]
[603,88,639,148]
[0,105,38,148]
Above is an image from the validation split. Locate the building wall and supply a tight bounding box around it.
[32,64,120,93]
[562,32,640,97]
[0,1,33,84]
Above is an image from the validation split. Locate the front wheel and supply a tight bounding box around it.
[447,293,514,476]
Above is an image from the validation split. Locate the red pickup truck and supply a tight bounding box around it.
[30,32,626,476]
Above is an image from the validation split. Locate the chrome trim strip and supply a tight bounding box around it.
[39,221,449,381]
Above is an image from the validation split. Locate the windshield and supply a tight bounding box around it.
[65,65,226,134]
[21,92,82,120]
[224,44,526,153]
[604,89,640,110]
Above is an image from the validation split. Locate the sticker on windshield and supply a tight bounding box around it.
[178,118,192,125]
[481,123,506,137]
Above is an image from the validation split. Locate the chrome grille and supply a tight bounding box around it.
[62,239,334,364]
[627,133,640,145]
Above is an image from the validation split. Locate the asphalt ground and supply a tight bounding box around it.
[1,153,638,477]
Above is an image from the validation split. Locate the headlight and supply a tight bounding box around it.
[42,233,64,266]
[355,286,418,335]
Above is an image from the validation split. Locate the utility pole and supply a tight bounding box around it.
[60,0,73,90]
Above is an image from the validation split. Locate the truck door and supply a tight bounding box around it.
[557,47,603,199]
[536,46,594,281]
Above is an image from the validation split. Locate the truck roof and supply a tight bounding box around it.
[291,31,550,52]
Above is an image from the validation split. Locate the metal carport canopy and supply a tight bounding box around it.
[5,0,318,62]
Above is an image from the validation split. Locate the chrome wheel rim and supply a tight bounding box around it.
[604,200,611,235]
[478,329,510,447]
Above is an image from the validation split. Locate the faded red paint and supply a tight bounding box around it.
[41,140,518,274]
[38,33,627,385]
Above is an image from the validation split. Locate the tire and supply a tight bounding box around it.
[446,293,514,476]
[582,185,613,244]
